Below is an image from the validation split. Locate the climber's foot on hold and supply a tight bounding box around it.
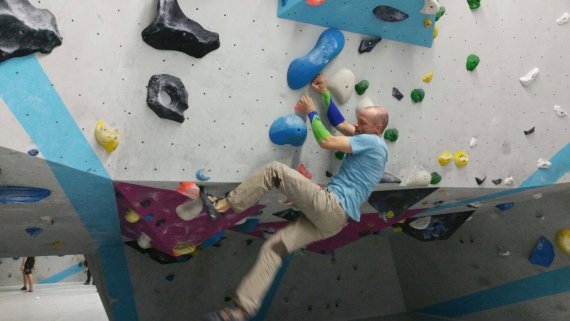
[199,187,230,221]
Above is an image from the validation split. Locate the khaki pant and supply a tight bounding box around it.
[226,161,348,316]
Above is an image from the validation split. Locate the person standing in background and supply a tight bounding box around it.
[84,259,92,285]
[20,256,35,292]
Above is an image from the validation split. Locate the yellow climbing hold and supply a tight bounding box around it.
[424,18,432,28]
[392,226,403,233]
[172,242,197,256]
[125,209,140,223]
[438,151,453,166]
[556,229,570,256]
[422,71,434,83]
[95,120,119,153]
[433,26,439,39]
[454,150,469,168]
[52,241,64,250]
[386,211,395,219]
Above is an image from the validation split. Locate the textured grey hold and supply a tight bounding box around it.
[142,0,220,58]
[0,0,62,62]
[146,74,188,123]
[380,171,401,184]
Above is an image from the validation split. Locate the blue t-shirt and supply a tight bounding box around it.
[327,134,388,222]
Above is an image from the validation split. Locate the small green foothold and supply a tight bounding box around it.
[467,0,481,9]
[355,80,369,95]
[411,89,425,103]
[384,128,399,142]
[466,54,480,71]
[435,6,446,21]
[335,151,345,160]
[431,172,442,185]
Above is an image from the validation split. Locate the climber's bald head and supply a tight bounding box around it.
[355,106,389,136]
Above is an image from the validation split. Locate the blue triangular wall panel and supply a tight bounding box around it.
[277,0,436,47]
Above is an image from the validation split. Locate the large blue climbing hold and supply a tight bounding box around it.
[286,29,344,90]
[529,236,555,267]
[0,185,51,204]
[269,115,307,147]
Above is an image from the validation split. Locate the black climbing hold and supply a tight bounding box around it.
[140,199,151,208]
[380,172,402,184]
[246,239,253,246]
[524,126,535,135]
[492,178,502,185]
[165,274,175,281]
[224,296,232,302]
[475,176,486,185]
[325,171,333,178]
[392,87,404,101]
[373,6,409,22]
[155,218,166,227]
[142,0,220,58]
[358,231,371,237]
[358,37,382,54]
[146,74,188,123]
[0,0,62,63]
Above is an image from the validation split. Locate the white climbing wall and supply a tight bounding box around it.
[21,0,567,187]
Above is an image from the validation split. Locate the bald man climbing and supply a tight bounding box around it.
[202,75,389,321]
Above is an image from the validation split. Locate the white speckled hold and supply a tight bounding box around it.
[537,158,552,169]
[405,165,432,186]
[556,12,570,25]
[409,216,431,230]
[504,176,515,185]
[176,198,203,221]
[327,68,355,105]
[519,67,539,86]
[420,0,440,15]
[554,104,568,117]
[469,137,478,147]
[137,233,152,249]
[533,193,543,199]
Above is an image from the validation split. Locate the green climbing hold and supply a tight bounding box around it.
[430,172,442,185]
[384,128,399,142]
[467,0,481,9]
[435,6,446,21]
[355,80,369,95]
[411,89,425,103]
[466,54,480,71]
[335,151,345,160]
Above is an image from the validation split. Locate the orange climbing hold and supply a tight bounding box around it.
[306,0,325,6]
[177,181,200,199]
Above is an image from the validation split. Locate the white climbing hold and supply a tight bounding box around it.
[469,137,478,147]
[176,198,203,221]
[554,105,568,117]
[519,67,539,86]
[357,96,375,110]
[137,233,152,249]
[410,216,431,230]
[327,68,355,105]
[537,158,552,169]
[504,176,515,185]
[468,201,482,208]
[533,193,543,199]
[498,248,511,257]
[420,0,440,15]
[405,165,431,186]
[556,12,570,25]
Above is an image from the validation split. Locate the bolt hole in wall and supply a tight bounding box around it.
[0,255,108,320]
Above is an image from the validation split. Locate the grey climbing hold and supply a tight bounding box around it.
[524,126,535,135]
[142,0,220,58]
[373,6,409,22]
[392,87,404,101]
[380,172,401,184]
[475,176,486,185]
[358,37,382,54]
[146,74,188,123]
[0,0,62,63]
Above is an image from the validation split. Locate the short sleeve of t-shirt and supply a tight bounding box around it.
[350,134,379,155]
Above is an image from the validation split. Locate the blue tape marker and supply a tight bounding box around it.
[417,266,570,318]
[39,264,83,284]
[250,254,294,321]
[0,56,138,321]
